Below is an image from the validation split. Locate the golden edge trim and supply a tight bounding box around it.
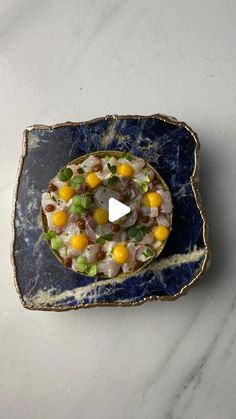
[11,114,211,312]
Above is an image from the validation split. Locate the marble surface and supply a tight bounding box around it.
[1,0,236,418]
[13,116,208,309]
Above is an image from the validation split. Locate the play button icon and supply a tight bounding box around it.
[108,198,131,223]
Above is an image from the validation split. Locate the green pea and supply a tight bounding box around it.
[86,265,97,276]
[44,230,57,240]
[51,237,63,251]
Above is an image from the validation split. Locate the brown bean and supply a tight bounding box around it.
[76,219,86,229]
[92,162,102,172]
[48,183,58,192]
[64,257,72,268]
[141,216,150,224]
[134,260,143,271]
[45,204,55,212]
[111,223,120,232]
[97,250,106,261]
[120,191,131,202]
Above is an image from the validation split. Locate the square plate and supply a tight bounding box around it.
[12,114,210,311]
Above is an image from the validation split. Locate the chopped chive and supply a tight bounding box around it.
[122,152,133,161]
[140,182,149,193]
[96,233,113,245]
[127,225,150,242]
[108,175,119,186]
[77,167,84,174]
[142,247,155,258]
[107,162,117,174]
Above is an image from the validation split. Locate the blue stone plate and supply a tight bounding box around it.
[12,114,210,311]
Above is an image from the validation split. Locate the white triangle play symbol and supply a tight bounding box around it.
[108,198,131,222]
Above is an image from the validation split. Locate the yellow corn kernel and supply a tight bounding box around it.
[112,244,129,264]
[143,192,163,207]
[86,173,102,188]
[153,225,170,241]
[93,208,108,225]
[117,163,133,177]
[58,185,75,201]
[51,211,68,227]
[70,234,88,250]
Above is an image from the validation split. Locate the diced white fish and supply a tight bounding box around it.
[140,232,154,245]
[97,258,120,278]
[118,156,145,174]
[100,157,118,179]
[81,155,101,172]
[141,206,159,218]
[41,192,55,210]
[122,243,136,273]
[95,186,120,208]
[66,246,82,257]
[134,168,155,183]
[153,240,163,250]
[83,244,101,263]
[156,214,170,227]
[51,176,65,189]
[136,245,155,262]
[67,164,80,175]
[58,246,67,259]
[158,190,173,214]
[122,211,138,229]
[85,224,97,242]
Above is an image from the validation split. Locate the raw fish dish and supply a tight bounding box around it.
[41,151,173,278]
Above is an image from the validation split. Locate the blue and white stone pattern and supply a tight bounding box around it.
[13,116,208,310]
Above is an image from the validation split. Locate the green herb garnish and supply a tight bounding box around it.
[108,175,119,186]
[58,167,73,182]
[96,234,113,245]
[105,155,110,161]
[140,182,149,193]
[122,152,133,161]
[127,225,150,242]
[44,230,57,240]
[51,237,64,251]
[69,175,85,189]
[107,162,117,174]
[77,167,84,174]
[142,247,155,258]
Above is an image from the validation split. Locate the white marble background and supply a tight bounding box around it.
[0,1,235,418]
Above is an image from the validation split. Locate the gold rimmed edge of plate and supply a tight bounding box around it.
[41,149,172,279]
[11,114,211,311]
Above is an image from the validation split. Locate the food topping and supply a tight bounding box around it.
[153,225,170,241]
[93,208,108,225]
[52,211,68,227]
[70,234,88,251]
[42,152,172,278]
[112,244,129,264]
[59,186,75,201]
[86,173,102,189]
